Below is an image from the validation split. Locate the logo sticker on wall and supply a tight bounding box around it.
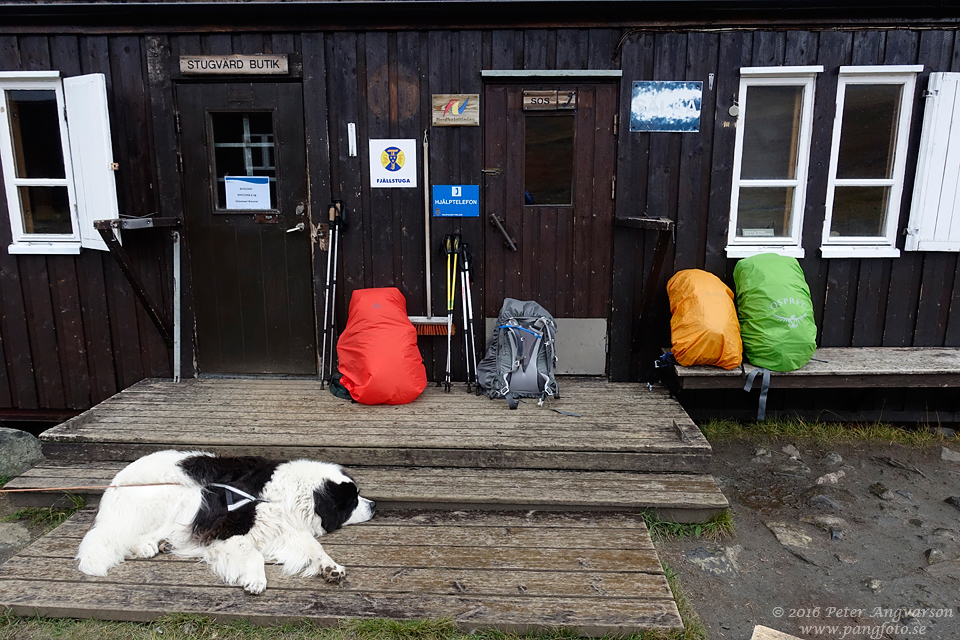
[369,139,417,188]
[630,81,702,133]
[433,185,480,217]
[431,94,480,127]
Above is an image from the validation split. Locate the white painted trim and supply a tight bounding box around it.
[481,70,622,77]
[739,66,824,76]
[840,65,924,75]
[727,72,816,253]
[0,71,60,80]
[820,245,901,258]
[822,69,918,251]
[725,245,805,259]
[8,242,81,255]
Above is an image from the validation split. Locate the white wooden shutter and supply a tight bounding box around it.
[906,72,960,251]
[63,73,119,251]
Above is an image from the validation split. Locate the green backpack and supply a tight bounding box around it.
[733,253,817,372]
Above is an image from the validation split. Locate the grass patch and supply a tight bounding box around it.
[700,417,955,447]
[3,493,85,533]
[0,476,9,489]
[0,613,710,640]
[641,510,734,543]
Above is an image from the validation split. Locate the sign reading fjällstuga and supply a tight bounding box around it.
[179,55,289,75]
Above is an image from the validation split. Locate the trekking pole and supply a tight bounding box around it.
[461,244,480,395]
[459,243,472,392]
[326,201,344,384]
[443,234,460,392]
[319,203,337,389]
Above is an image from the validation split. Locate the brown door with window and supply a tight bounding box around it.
[178,83,315,375]
[483,83,617,374]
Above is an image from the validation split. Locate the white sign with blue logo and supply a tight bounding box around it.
[224,176,271,209]
[433,185,480,217]
[369,138,417,188]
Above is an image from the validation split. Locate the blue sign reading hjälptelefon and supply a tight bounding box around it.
[432,185,480,217]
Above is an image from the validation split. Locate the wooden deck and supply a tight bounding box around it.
[0,508,683,636]
[671,347,960,390]
[40,378,712,474]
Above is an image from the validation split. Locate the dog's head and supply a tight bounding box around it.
[264,460,375,535]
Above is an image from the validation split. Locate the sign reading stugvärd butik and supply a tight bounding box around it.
[179,55,289,75]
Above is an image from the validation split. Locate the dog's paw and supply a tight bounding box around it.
[321,562,346,583]
[242,576,268,595]
[158,540,175,554]
[131,539,160,559]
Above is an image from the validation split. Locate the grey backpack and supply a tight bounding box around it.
[477,299,559,409]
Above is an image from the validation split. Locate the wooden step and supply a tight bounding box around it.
[0,509,683,636]
[39,378,712,474]
[4,460,729,523]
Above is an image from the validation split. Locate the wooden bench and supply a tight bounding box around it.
[670,347,960,390]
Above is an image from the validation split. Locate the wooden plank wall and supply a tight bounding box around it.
[0,26,959,410]
[610,28,960,381]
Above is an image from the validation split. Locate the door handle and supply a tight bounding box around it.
[489,214,518,251]
[286,222,305,233]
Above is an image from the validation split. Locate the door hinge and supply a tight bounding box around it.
[613,113,619,136]
[174,109,181,135]
[611,175,616,200]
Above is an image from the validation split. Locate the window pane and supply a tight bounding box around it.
[7,90,66,179]
[837,84,901,180]
[212,112,277,210]
[740,85,803,180]
[736,187,795,238]
[19,186,72,234]
[830,186,890,237]
[524,115,574,205]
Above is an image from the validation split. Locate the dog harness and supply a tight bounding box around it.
[208,483,264,511]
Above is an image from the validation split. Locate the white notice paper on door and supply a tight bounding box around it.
[225,176,270,209]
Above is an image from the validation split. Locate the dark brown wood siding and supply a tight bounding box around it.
[0,25,959,410]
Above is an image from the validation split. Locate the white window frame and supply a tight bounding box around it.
[820,65,922,259]
[726,66,822,259]
[0,72,82,254]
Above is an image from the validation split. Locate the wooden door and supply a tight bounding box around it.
[483,83,617,373]
[178,83,315,375]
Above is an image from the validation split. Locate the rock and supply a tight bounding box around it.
[937,427,957,439]
[765,521,813,548]
[803,485,858,512]
[782,444,802,460]
[909,518,924,528]
[896,490,913,500]
[925,548,945,565]
[800,515,848,532]
[865,578,882,593]
[942,447,960,464]
[0,522,31,555]
[816,470,846,485]
[944,497,960,512]
[869,482,888,497]
[924,559,960,579]
[0,428,43,477]
[830,527,844,541]
[684,546,742,579]
[821,452,844,467]
[752,448,772,464]
[836,553,858,565]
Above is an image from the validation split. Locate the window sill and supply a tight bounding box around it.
[725,245,805,259]
[820,245,900,259]
[8,242,81,255]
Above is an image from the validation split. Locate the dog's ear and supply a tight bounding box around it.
[313,480,359,533]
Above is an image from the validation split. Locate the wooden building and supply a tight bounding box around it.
[0,1,959,418]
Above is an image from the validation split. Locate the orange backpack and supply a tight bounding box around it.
[666,269,742,370]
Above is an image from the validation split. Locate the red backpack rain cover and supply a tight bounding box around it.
[337,287,427,405]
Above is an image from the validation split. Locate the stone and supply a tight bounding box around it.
[830,527,844,541]
[800,515,848,532]
[782,444,802,460]
[821,452,843,468]
[944,497,960,512]
[942,447,960,464]
[684,545,742,579]
[925,548,945,565]
[836,553,858,565]
[816,470,846,485]
[0,522,31,554]
[765,521,813,549]
[937,427,957,439]
[865,578,882,592]
[752,448,772,464]
[896,490,913,500]
[0,428,43,477]
[869,482,888,497]
[803,485,858,512]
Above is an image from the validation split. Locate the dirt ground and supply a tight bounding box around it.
[2,440,960,640]
[657,439,960,640]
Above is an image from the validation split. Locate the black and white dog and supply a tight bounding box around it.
[76,450,375,594]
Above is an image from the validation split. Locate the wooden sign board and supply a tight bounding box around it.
[179,55,289,75]
[431,94,480,126]
[523,90,577,110]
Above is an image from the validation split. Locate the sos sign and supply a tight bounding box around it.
[522,90,578,111]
